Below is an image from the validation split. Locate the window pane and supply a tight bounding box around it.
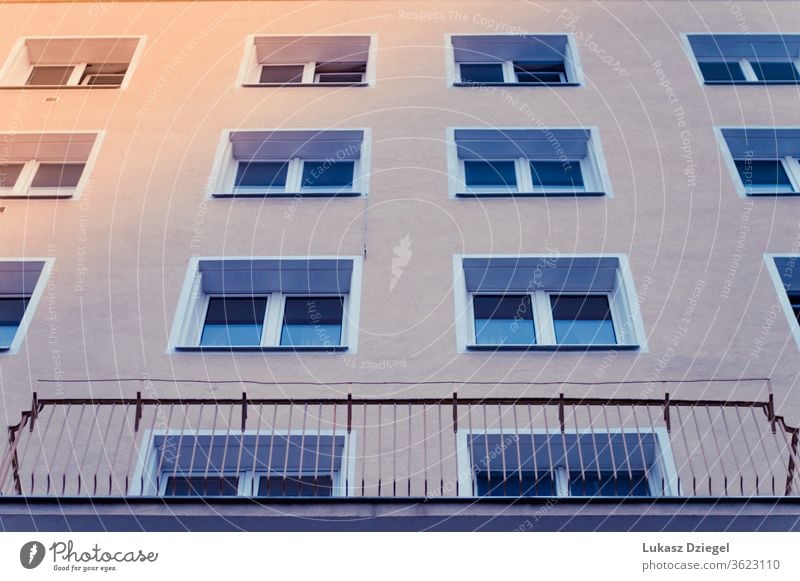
[163,476,240,497]
[551,295,616,345]
[301,161,354,189]
[514,61,567,83]
[750,61,800,81]
[234,162,288,189]
[200,297,267,346]
[735,159,793,192]
[789,293,800,324]
[475,471,557,496]
[257,475,334,497]
[473,295,535,345]
[0,164,24,189]
[698,61,746,82]
[259,65,305,84]
[569,471,650,497]
[30,163,85,188]
[280,297,344,347]
[0,297,29,348]
[315,62,366,83]
[459,63,504,84]
[464,161,517,188]
[80,63,128,86]
[26,66,74,86]
[530,160,584,189]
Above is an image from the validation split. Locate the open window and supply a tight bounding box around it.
[455,255,644,351]
[451,128,608,197]
[0,260,50,354]
[460,429,677,497]
[0,37,142,89]
[0,132,99,199]
[687,34,800,85]
[450,35,579,86]
[170,257,361,352]
[242,35,373,87]
[719,128,800,196]
[211,130,367,198]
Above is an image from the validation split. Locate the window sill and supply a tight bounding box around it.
[0,194,74,200]
[242,83,368,88]
[212,191,362,199]
[0,85,120,90]
[704,80,800,86]
[452,82,581,88]
[456,191,605,198]
[174,345,348,353]
[466,344,639,352]
[746,192,800,197]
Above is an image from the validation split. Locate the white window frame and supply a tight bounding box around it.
[446,33,583,87]
[448,127,611,198]
[0,257,54,355]
[131,429,357,497]
[765,254,800,351]
[453,253,646,353]
[0,36,145,90]
[208,128,370,198]
[238,34,377,88]
[169,256,362,353]
[456,60,569,85]
[455,427,679,498]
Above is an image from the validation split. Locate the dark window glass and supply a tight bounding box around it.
[459,63,505,84]
[788,293,800,324]
[301,161,354,189]
[464,160,517,189]
[234,162,289,190]
[735,159,793,192]
[314,62,366,83]
[569,471,650,497]
[259,65,305,84]
[473,295,535,345]
[79,63,128,86]
[200,297,267,346]
[530,160,584,189]
[0,164,24,189]
[750,61,800,82]
[551,295,616,345]
[514,61,567,83]
[257,475,334,497]
[163,476,240,497]
[30,163,85,188]
[26,65,74,86]
[280,297,344,347]
[475,471,557,496]
[698,61,746,82]
[0,297,29,348]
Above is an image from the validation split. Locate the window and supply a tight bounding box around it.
[769,256,800,347]
[171,257,361,352]
[243,36,373,86]
[456,255,643,351]
[451,35,578,86]
[687,34,800,84]
[0,37,142,89]
[719,128,800,196]
[0,260,49,353]
[0,132,100,199]
[211,130,367,198]
[135,432,352,497]
[462,430,674,497]
[452,129,608,197]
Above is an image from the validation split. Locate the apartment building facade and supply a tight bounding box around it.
[0,0,799,531]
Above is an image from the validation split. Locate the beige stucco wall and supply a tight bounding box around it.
[0,1,798,430]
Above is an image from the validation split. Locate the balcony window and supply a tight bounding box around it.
[688,34,800,85]
[0,260,48,353]
[212,130,367,198]
[720,128,800,196]
[452,129,607,197]
[451,35,578,86]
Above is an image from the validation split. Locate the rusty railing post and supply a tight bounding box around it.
[134,391,143,432]
[663,392,671,433]
[241,392,248,431]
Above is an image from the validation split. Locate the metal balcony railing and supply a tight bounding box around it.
[1,393,798,499]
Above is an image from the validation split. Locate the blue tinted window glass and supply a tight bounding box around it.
[259,65,304,84]
[735,159,793,191]
[301,161,354,189]
[514,61,566,83]
[698,61,746,82]
[530,161,584,188]
[570,471,650,497]
[464,161,517,188]
[475,471,557,496]
[280,297,343,346]
[0,297,29,348]
[750,61,800,81]
[235,162,288,189]
[551,295,616,345]
[257,475,334,497]
[163,476,240,496]
[200,297,267,346]
[473,295,535,345]
[459,63,505,84]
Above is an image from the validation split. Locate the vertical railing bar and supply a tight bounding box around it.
[422,403,429,498]
[630,405,649,496]
[313,403,322,497]
[559,402,571,496]
[144,403,172,497]
[92,404,117,495]
[282,404,294,497]
[48,405,73,496]
[600,405,619,496]
[674,406,697,495]
[733,406,758,496]
[586,406,603,495]
[250,403,264,496]
[571,404,587,496]
[392,403,397,497]
[786,430,799,496]
[719,406,744,496]
[663,392,671,433]
[361,402,367,497]
[407,403,412,497]
[527,404,539,496]
[0,422,24,495]
[298,403,308,498]
[750,406,772,496]
[266,403,278,495]
[377,403,383,497]
[330,403,338,497]
[437,403,444,497]
[614,404,633,494]
[134,392,143,432]
[688,404,712,495]
[136,401,161,496]
[18,405,56,495]
[543,404,555,496]
[498,403,507,496]
[184,403,205,496]
[452,393,459,497]
[233,402,247,496]
[69,404,89,496]
[512,403,523,496]
[704,406,729,496]
[168,403,193,497]
[482,404,492,495]
[467,403,475,496]
[208,404,223,496]
[76,403,103,497]
[643,405,663,495]
[107,404,130,495]
[346,395,354,497]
